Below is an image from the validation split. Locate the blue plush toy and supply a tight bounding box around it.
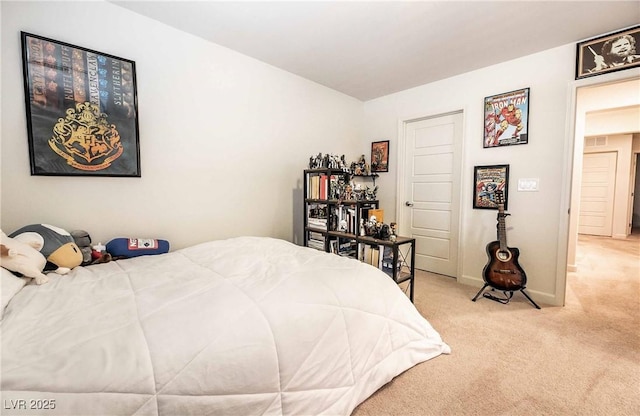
[9,224,83,272]
[106,238,170,258]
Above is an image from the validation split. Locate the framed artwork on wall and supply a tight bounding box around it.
[483,88,529,148]
[576,25,640,80]
[371,140,389,173]
[21,32,140,176]
[473,164,509,210]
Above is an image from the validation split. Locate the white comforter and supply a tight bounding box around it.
[1,237,449,415]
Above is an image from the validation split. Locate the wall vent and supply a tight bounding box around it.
[585,136,608,147]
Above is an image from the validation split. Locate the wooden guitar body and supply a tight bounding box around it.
[474,189,540,308]
[482,240,527,291]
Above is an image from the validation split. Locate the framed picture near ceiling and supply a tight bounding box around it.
[371,140,389,173]
[21,32,140,176]
[576,25,640,80]
[473,164,509,210]
[483,88,530,148]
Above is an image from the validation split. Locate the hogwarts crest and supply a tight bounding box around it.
[49,102,123,171]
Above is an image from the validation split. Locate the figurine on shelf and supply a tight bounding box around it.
[328,154,340,169]
[364,215,378,236]
[340,155,349,172]
[378,224,391,240]
[343,184,353,200]
[364,185,378,201]
[309,153,324,169]
[390,222,398,241]
[351,154,368,176]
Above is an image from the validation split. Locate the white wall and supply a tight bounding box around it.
[362,45,640,305]
[585,106,640,136]
[0,1,363,249]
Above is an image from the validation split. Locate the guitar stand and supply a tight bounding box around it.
[472,283,541,309]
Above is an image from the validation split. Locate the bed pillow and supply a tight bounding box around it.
[1,267,27,320]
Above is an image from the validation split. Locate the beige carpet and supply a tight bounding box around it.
[352,233,640,416]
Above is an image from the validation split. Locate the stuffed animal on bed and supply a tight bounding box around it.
[71,229,93,265]
[0,230,49,285]
[9,224,82,272]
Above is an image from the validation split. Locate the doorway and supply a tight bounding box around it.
[565,76,640,305]
[397,111,463,277]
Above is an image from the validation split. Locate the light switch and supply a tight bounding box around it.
[517,178,539,192]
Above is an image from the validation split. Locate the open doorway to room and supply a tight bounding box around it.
[566,77,640,306]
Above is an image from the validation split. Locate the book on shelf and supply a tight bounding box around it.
[359,245,400,274]
[381,246,402,278]
[361,244,381,267]
[307,237,325,251]
[307,173,336,200]
[307,203,328,229]
[337,240,357,257]
[334,206,357,234]
[308,219,327,229]
[309,175,319,199]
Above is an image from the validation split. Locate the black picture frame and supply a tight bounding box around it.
[576,25,640,80]
[473,164,509,210]
[371,140,389,173]
[483,88,529,148]
[21,32,140,177]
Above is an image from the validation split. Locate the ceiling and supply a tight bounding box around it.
[112,1,640,101]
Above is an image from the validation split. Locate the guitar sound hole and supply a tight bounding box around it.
[496,250,512,262]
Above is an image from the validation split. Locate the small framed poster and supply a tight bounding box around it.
[21,32,140,176]
[576,25,640,80]
[371,140,389,173]
[473,164,509,210]
[483,88,529,148]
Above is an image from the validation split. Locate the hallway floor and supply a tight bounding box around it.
[568,230,639,315]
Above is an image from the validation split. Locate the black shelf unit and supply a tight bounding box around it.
[303,169,416,302]
[303,168,379,258]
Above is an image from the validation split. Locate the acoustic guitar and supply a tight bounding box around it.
[481,190,526,291]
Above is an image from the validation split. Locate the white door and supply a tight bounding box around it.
[398,112,463,277]
[579,152,617,236]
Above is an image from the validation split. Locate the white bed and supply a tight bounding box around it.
[1,236,449,415]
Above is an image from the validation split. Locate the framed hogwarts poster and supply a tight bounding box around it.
[21,32,140,176]
[483,88,529,148]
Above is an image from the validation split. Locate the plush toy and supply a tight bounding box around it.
[71,229,93,266]
[0,230,49,285]
[9,224,82,272]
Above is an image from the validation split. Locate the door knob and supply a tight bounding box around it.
[405,201,414,207]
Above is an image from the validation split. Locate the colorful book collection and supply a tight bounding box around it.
[308,174,338,200]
